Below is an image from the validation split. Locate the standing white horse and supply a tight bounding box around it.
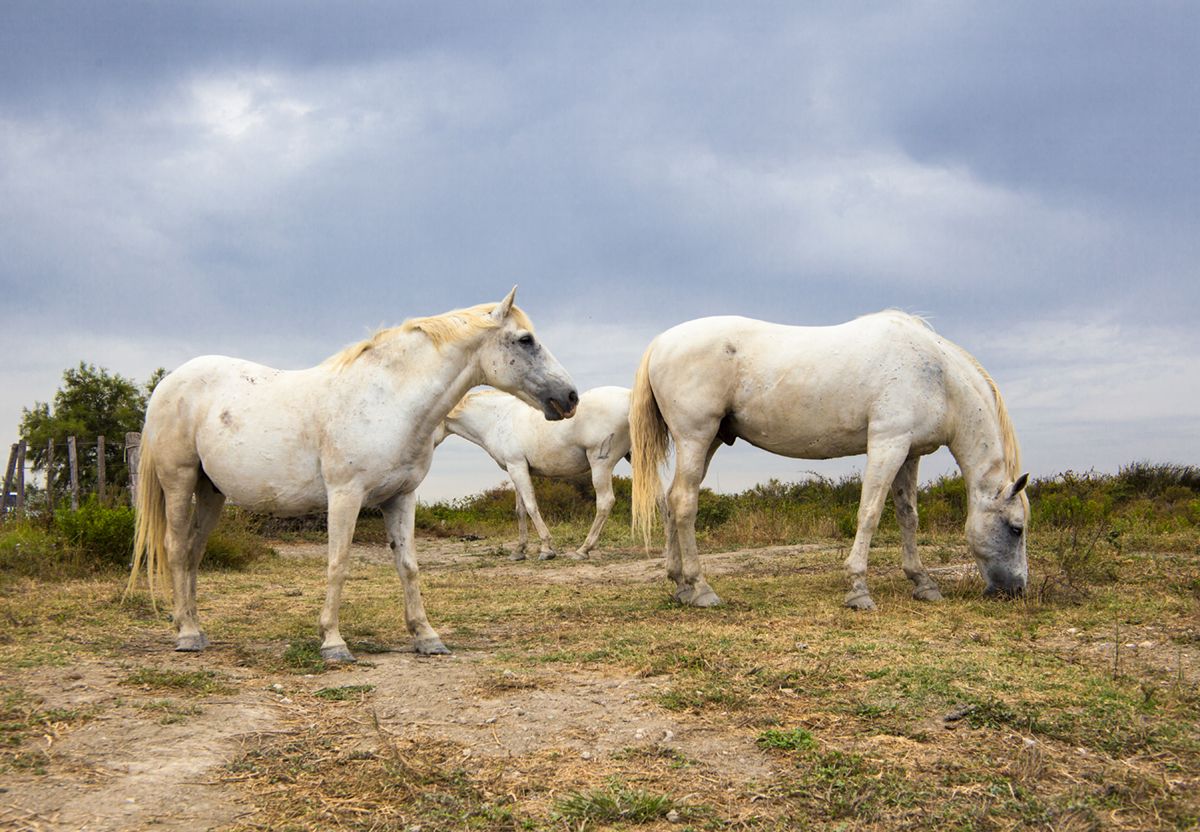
[436,386,631,559]
[631,310,1029,610]
[127,289,577,661]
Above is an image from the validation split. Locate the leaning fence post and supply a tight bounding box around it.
[68,436,80,510]
[125,432,141,507]
[15,441,26,514]
[97,435,106,504]
[46,438,56,513]
[2,444,17,518]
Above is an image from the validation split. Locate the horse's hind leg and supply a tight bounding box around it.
[507,461,557,559]
[173,474,226,652]
[668,435,723,607]
[383,491,448,655]
[892,456,942,602]
[574,455,617,558]
[513,491,530,559]
[158,465,204,651]
[844,437,911,611]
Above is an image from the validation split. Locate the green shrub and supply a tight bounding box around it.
[204,508,273,570]
[52,497,135,568]
[0,521,78,581]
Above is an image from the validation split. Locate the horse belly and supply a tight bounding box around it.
[196,425,326,515]
[733,416,868,459]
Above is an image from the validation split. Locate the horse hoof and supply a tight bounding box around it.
[538,550,557,561]
[175,633,208,652]
[674,585,722,607]
[414,637,451,655]
[509,552,527,562]
[319,645,357,663]
[844,591,877,611]
[569,550,590,560]
[913,586,944,602]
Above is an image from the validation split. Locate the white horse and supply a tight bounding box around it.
[631,310,1029,610]
[436,386,631,559]
[127,289,577,661]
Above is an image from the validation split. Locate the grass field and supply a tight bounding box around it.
[0,468,1198,830]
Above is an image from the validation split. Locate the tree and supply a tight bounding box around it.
[19,363,166,495]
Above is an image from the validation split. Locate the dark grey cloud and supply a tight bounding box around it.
[3,2,1197,495]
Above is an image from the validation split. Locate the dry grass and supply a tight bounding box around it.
[0,528,1197,830]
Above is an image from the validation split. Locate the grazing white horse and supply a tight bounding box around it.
[631,310,1029,610]
[127,289,578,661]
[436,386,631,559]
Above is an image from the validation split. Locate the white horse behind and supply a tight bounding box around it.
[437,386,631,558]
[631,310,1029,610]
[127,289,577,661]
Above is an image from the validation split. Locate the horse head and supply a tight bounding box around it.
[479,287,578,421]
[965,472,1030,597]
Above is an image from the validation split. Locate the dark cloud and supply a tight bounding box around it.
[3,2,1197,492]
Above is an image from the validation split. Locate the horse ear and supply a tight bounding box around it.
[1007,472,1030,499]
[492,286,518,321]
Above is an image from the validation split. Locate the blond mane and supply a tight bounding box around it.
[957,348,1022,482]
[324,303,535,371]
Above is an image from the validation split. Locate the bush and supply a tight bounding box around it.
[0,521,78,581]
[53,497,135,568]
[204,508,274,570]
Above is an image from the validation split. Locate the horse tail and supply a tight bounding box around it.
[630,343,670,548]
[125,439,169,603]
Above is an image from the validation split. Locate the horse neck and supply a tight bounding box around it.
[947,373,1010,511]
[351,332,487,439]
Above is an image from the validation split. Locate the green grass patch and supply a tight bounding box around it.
[757,726,817,752]
[313,684,375,701]
[122,667,234,696]
[554,780,682,825]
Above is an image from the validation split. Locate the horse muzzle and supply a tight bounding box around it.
[983,574,1027,599]
[542,389,579,421]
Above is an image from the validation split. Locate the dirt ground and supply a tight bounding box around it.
[0,540,802,831]
[2,538,1196,831]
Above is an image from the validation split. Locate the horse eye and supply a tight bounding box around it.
[1007,522,1024,538]
[517,333,535,346]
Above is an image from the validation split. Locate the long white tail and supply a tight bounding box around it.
[124,440,169,602]
[630,345,670,547]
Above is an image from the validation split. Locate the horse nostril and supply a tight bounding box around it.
[568,390,579,405]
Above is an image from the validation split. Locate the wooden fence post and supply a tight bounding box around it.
[97,435,106,504]
[15,441,25,514]
[125,432,141,507]
[46,438,56,513]
[68,436,80,510]
[2,444,17,518]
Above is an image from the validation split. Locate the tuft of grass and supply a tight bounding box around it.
[757,726,818,752]
[554,781,681,824]
[281,639,329,674]
[313,684,375,701]
[121,667,235,696]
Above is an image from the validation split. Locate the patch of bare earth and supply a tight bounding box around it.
[0,659,277,831]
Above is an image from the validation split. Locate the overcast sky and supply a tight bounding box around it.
[2,1,1197,500]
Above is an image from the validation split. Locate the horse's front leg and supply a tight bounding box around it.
[844,439,910,611]
[383,491,449,655]
[892,456,942,602]
[318,489,363,662]
[574,456,617,558]
[507,462,557,559]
